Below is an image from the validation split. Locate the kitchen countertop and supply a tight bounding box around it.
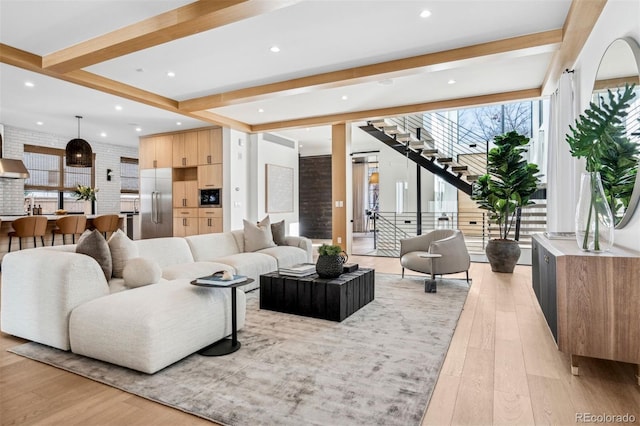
[0,214,126,222]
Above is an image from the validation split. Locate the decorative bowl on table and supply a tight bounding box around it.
[55,210,67,215]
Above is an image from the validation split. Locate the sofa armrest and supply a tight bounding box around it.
[284,236,314,263]
[1,249,110,350]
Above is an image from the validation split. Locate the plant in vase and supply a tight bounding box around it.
[316,243,348,278]
[566,84,637,251]
[74,184,98,215]
[471,131,540,273]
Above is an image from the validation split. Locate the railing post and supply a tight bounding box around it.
[416,163,422,235]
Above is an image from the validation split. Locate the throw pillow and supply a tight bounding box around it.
[108,229,139,278]
[122,257,162,287]
[243,215,276,252]
[123,257,162,288]
[76,229,112,280]
[271,220,286,246]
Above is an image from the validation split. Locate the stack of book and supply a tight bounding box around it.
[278,263,316,277]
[193,271,247,286]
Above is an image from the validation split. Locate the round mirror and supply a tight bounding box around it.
[593,38,640,228]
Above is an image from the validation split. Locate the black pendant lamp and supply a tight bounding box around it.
[66,115,93,167]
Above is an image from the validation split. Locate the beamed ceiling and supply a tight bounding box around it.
[0,0,607,151]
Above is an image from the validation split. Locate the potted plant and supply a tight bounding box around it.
[74,184,98,215]
[471,131,540,272]
[316,243,348,278]
[566,84,637,251]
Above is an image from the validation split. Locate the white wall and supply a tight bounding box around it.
[246,133,300,230]
[572,0,640,250]
[223,128,250,231]
[0,125,137,215]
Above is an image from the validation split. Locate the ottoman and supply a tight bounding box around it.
[69,279,246,374]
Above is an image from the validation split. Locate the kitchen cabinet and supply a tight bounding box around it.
[531,234,640,384]
[198,128,222,165]
[172,180,198,208]
[198,208,222,234]
[172,132,199,168]
[173,210,199,237]
[198,164,223,188]
[139,135,172,169]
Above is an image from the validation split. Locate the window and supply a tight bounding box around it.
[120,157,139,212]
[24,145,95,214]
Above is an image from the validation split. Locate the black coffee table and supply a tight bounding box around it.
[260,268,375,322]
[190,277,254,356]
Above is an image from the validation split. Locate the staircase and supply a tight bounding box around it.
[359,112,489,194]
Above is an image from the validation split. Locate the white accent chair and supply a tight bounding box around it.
[400,229,471,282]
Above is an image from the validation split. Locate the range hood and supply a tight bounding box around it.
[0,125,30,179]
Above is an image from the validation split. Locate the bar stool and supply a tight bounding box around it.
[92,214,120,239]
[8,216,48,252]
[51,215,87,245]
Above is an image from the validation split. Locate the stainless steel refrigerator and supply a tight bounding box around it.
[140,168,173,239]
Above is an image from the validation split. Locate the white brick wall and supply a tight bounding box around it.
[0,125,138,215]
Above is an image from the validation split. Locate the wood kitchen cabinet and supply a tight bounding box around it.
[172,180,198,208]
[198,164,223,188]
[197,128,222,165]
[173,208,199,237]
[139,135,172,169]
[198,208,222,233]
[172,132,199,168]
[531,234,640,384]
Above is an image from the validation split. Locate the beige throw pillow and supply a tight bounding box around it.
[123,257,162,288]
[76,229,112,280]
[243,216,276,252]
[108,229,139,278]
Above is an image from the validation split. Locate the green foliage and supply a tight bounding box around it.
[74,184,98,201]
[566,84,638,221]
[471,131,540,240]
[318,244,343,256]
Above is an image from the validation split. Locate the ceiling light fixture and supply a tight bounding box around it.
[448,79,457,85]
[24,81,35,88]
[270,46,280,53]
[176,121,182,126]
[36,121,43,126]
[341,95,348,100]
[115,105,123,111]
[66,116,93,168]
[258,108,265,113]
[419,9,432,18]
[167,71,176,78]
[135,127,142,132]
[100,132,107,137]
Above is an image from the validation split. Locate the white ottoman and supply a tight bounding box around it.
[69,279,246,374]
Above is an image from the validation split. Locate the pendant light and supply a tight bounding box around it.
[66,115,93,167]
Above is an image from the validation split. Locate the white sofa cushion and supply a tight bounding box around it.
[162,261,234,281]
[108,229,139,278]
[185,232,241,261]
[134,237,194,269]
[257,245,309,269]
[69,279,247,374]
[214,252,277,283]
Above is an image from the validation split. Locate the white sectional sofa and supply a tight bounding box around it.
[1,229,312,373]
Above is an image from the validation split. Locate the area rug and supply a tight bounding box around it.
[9,273,469,426]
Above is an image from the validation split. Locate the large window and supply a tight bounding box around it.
[24,145,95,214]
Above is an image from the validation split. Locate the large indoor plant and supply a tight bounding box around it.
[566,84,637,251]
[316,243,348,278]
[471,131,540,272]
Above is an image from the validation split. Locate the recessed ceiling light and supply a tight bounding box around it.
[115,105,123,111]
[258,108,265,113]
[136,68,144,73]
[135,127,142,132]
[167,71,176,78]
[36,121,43,126]
[24,81,34,87]
[419,9,432,18]
[176,122,182,126]
[270,46,280,53]
[448,79,457,85]
[100,132,107,137]
[341,95,348,101]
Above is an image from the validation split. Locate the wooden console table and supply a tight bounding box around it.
[531,234,640,384]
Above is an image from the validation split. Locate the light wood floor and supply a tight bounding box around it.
[2,258,639,425]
